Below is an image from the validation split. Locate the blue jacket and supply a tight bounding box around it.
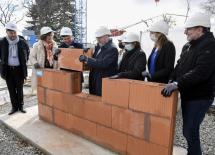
[87,40,118,96]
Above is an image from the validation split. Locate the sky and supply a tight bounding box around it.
[87,0,208,58]
[0,0,210,59]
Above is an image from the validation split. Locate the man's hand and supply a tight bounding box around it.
[161,82,178,97]
[79,55,88,62]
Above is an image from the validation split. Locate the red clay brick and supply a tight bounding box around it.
[58,48,90,71]
[73,94,112,127]
[96,125,127,154]
[127,136,169,155]
[38,104,53,123]
[112,106,145,139]
[54,109,71,130]
[102,78,130,108]
[149,116,171,147]
[129,81,178,118]
[69,115,97,140]
[37,87,45,104]
[39,69,81,94]
[46,89,73,112]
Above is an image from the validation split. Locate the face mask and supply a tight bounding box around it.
[150,33,157,42]
[125,44,135,51]
[118,42,125,49]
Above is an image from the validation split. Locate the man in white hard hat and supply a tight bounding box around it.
[0,22,30,115]
[59,27,83,49]
[79,26,118,96]
[161,12,215,155]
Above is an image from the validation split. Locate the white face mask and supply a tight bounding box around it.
[150,33,157,42]
[125,44,135,51]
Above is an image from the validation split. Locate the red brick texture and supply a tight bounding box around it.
[58,48,91,71]
[37,69,81,94]
[37,76,178,155]
[102,78,130,108]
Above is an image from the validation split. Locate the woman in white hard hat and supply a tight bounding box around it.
[29,26,58,92]
[142,20,176,84]
[110,32,146,80]
[59,27,83,48]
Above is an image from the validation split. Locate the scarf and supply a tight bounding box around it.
[6,36,19,58]
[43,41,54,66]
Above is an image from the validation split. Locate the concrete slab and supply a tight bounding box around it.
[0,105,188,155]
[0,105,117,155]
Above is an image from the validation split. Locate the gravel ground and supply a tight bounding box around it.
[0,83,45,155]
[174,109,215,155]
[0,122,44,155]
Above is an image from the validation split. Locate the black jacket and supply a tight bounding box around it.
[87,40,118,96]
[59,41,83,49]
[171,32,215,101]
[0,37,29,80]
[118,48,146,80]
[148,41,176,83]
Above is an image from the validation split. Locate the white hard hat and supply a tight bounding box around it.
[40,27,54,35]
[95,26,111,38]
[185,12,211,28]
[5,22,18,31]
[149,20,169,35]
[60,27,73,36]
[122,32,140,43]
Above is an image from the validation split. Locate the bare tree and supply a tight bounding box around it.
[201,0,215,15]
[0,0,24,26]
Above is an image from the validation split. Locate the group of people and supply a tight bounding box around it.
[0,12,215,155]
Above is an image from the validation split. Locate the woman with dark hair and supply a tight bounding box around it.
[142,20,176,84]
[111,32,146,80]
[29,27,58,92]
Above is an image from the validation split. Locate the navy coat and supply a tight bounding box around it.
[87,40,118,96]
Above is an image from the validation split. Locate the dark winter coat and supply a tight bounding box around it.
[0,37,29,80]
[170,32,215,101]
[87,40,118,96]
[118,48,146,80]
[148,41,176,83]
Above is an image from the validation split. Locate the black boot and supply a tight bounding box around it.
[8,108,18,115]
[19,106,26,113]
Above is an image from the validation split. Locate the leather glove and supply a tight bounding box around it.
[34,63,40,69]
[161,82,178,97]
[142,71,151,79]
[109,74,120,79]
[83,48,90,53]
[79,55,88,62]
[53,48,61,60]
[54,48,61,55]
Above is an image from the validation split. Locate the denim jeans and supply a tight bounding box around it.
[181,99,213,155]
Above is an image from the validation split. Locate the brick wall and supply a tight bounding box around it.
[37,71,178,155]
